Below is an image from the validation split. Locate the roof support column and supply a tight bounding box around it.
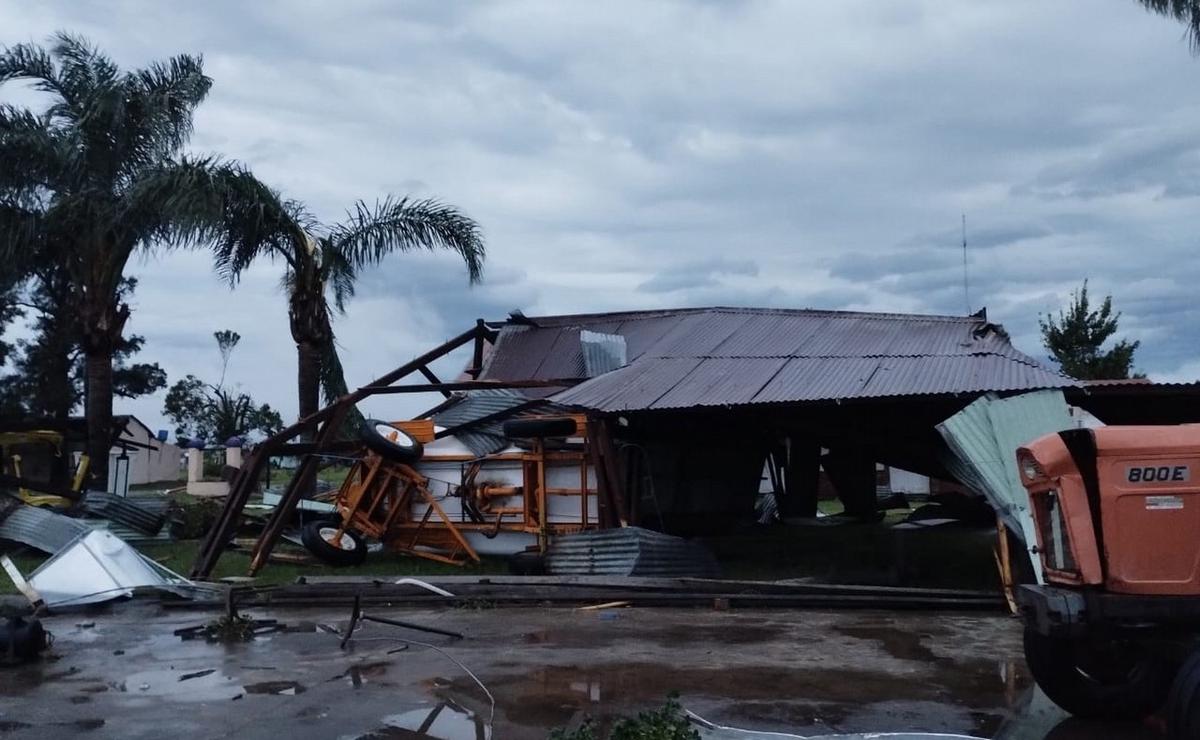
[780,435,820,519]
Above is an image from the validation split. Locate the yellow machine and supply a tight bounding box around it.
[0,431,89,507]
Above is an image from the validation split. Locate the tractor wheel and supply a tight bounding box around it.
[360,419,424,463]
[1167,646,1200,738]
[502,417,578,439]
[1023,627,1170,720]
[301,521,368,567]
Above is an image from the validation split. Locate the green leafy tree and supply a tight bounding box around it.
[210,194,484,435]
[0,277,166,420]
[163,331,282,442]
[1039,280,1142,380]
[0,33,278,486]
[1138,1,1200,50]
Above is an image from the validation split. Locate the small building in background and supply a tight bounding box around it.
[108,415,182,491]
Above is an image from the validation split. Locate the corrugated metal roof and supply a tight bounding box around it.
[479,307,1074,412]
[0,500,93,554]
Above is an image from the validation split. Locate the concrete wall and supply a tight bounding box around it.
[108,418,183,487]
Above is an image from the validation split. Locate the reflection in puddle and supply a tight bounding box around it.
[120,668,243,702]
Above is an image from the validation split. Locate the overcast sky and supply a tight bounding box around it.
[3,0,1200,437]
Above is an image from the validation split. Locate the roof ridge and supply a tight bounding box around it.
[509,306,981,325]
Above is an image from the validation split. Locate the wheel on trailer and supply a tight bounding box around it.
[502,417,578,439]
[300,520,368,566]
[360,418,424,463]
[1023,627,1171,720]
[1167,646,1200,738]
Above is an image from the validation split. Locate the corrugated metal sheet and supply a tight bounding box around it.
[480,307,1076,413]
[580,330,627,377]
[935,390,1077,584]
[546,527,719,577]
[82,492,166,535]
[0,500,92,554]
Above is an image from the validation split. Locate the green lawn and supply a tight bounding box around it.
[0,539,509,595]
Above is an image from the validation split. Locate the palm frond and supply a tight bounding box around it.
[319,239,357,313]
[0,41,59,93]
[130,53,211,161]
[318,332,365,434]
[330,196,485,283]
[123,156,304,279]
[1139,0,1200,51]
[0,105,69,196]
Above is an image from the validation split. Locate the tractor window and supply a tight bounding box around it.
[1034,489,1078,573]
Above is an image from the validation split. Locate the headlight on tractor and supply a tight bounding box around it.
[1019,453,1045,482]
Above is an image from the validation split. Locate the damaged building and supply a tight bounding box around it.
[193,304,1200,577]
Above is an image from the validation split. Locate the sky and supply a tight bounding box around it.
[2,0,1200,438]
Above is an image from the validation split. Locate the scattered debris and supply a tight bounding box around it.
[173,614,281,643]
[10,530,218,608]
[937,389,1076,584]
[0,616,49,663]
[546,527,719,577]
[340,595,464,648]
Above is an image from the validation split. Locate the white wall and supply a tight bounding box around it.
[108,418,183,488]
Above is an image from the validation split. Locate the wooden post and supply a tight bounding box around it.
[996,517,1017,614]
[536,438,548,552]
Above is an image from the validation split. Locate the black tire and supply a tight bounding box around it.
[1023,627,1171,720]
[502,417,577,439]
[360,419,423,463]
[1167,647,1200,738]
[508,550,546,575]
[301,520,368,566]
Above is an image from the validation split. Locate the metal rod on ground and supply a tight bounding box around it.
[340,595,464,649]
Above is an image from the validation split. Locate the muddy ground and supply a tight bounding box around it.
[0,603,1163,739]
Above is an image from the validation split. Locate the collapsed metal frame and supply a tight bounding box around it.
[190,320,632,579]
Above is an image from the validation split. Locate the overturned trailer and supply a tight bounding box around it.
[192,306,1200,579]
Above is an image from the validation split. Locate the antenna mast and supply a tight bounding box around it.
[961,213,970,315]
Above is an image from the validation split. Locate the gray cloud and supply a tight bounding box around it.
[4,0,1200,434]
[636,257,758,294]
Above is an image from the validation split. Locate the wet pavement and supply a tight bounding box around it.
[0,603,1165,739]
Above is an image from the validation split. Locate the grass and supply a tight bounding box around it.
[705,519,1001,589]
[0,539,509,595]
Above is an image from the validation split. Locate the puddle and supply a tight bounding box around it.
[246,680,306,696]
[333,661,392,688]
[120,667,244,702]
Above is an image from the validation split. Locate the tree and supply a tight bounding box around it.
[1138,1,1200,51]
[0,33,278,486]
[210,194,484,434]
[1039,280,1142,380]
[0,277,167,420]
[163,330,282,442]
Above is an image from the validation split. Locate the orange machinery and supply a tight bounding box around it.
[1015,425,1200,736]
[299,415,599,568]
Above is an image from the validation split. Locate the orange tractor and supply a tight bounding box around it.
[1017,425,1200,736]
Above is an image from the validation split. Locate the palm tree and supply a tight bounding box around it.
[0,33,280,488]
[211,194,485,434]
[1138,1,1200,50]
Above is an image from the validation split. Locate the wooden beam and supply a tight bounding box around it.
[418,366,452,398]
[361,379,581,395]
[192,323,485,579]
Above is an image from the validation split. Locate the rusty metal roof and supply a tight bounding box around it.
[478,307,1075,413]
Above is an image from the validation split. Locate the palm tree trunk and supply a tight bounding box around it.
[296,340,321,441]
[84,347,114,493]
